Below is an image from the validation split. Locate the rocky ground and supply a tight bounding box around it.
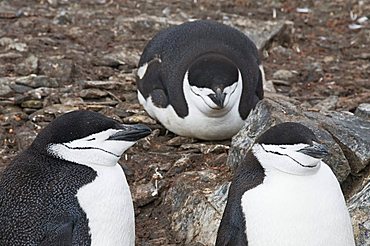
[0,0,369,245]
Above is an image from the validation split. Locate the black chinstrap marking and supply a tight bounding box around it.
[260,145,317,168]
[61,144,120,158]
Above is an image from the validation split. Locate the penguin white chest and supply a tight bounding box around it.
[137,80,244,140]
[76,164,135,246]
[241,163,354,246]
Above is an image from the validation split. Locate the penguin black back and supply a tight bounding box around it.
[0,145,96,245]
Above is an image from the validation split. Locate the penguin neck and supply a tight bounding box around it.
[76,163,135,246]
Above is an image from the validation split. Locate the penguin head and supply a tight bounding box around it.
[31,110,151,167]
[183,53,242,116]
[251,122,328,175]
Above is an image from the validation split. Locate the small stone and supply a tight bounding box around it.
[53,10,72,25]
[312,95,338,112]
[80,80,124,90]
[355,103,370,120]
[15,75,59,88]
[15,54,38,76]
[28,104,78,122]
[263,80,276,93]
[123,114,157,125]
[167,155,192,176]
[323,56,335,63]
[59,96,84,106]
[15,128,37,151]
[0,52,23,59]
[79,88,108,99]
[7,42,27,52]
[271,45,293,57]
[21,100,43,109]
[180,143,230,154]
[272,69,294,81]
[9,83,32,93]
[0,82,12,97]
[26,87,58,100]
[132,182,159,207]
[0,37,13,46]
[95,52,125,68]
[166,136,197,146]
[38,58,74,83]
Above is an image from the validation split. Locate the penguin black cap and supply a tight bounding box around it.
[31,110,150,152]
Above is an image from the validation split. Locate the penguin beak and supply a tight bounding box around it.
[208,88,226,108]
[108,124,152,142]
[298,142,328,159]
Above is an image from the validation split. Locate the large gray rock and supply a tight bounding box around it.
[305,111,370,173]
[164,171,229,246]
[349,181,370,246]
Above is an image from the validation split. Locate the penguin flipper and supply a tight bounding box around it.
[40,220,73,246]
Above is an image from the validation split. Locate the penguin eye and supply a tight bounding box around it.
[87,138,96,141]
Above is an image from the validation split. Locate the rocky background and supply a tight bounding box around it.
[0,0,369,245]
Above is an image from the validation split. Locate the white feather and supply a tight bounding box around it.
[138,70,244,140]
[77,164,135,246]
[242,145,355,246]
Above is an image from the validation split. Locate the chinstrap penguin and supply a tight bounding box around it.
[137,20,264,140]
[216,122,355,246]
[0,110,151,246]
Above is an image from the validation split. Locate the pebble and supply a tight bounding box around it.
[166,136,197,146]
[272,69,294,81]
[15,128,37,151]
[15,55,38,76]
[15,75,59,88]
[263,80,276,93]
[79,88,108,99]
[167,155,192,176]
[80,80,124,90]
[355,103,370,120]
[21,100,43,109]
[132,182,159,207]
[312,95,338,112]
[38,58,74,83]
[180,143,230,154]
[9,83,33,93]
[123,114,157,125]
[0,82,12,97]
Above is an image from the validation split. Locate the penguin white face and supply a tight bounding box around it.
[182,53,243,117]
[250,123,329,175]
[183,70,242,116]
[31,110,151,167]
[48,128,142,167]
[252,142,326,175]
